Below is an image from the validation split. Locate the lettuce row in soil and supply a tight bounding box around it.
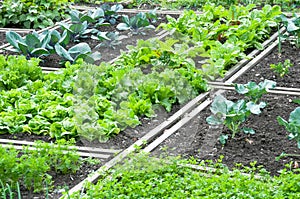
[0,53,207,142]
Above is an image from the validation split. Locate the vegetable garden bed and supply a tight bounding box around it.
[1,1,299,198]
[151,90,300,175]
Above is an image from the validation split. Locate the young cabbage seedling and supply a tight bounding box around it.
[54,43,101,65]
[234,79,276,103]
[277,107,300,148]
[60,21,98,42]
[116,12,155,35]
[92,31,127,49]
[206,94,266,144]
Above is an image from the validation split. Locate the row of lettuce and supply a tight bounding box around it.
[0,4,283,142]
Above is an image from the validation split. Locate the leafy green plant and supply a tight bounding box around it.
[117,12,155,34]
[277,107,300,148]
[46,29,70,54]
[206,94,266,143]
[234,79,276,103]
[159,4,281,79]
[60,21,98,43]
[277,13,300,47]
[6,31,50,59]
[70,9,96,24]
[85,4,123,25]
[207,80,275,144]
[0,55,42,91]
[55,43,101,64]
[270,59,293,77]
[92,31,126,49]
[99,3,123,25]
[0,0,72,29]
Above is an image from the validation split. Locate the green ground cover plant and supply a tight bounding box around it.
[0,0,73,29]
[66,153,300,198]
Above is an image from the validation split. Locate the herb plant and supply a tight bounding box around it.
[67,153,300,198]
[0,139,85,192]
[270,59,293,77]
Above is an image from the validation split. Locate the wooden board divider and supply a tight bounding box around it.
[143,98,212,152]
[0,144,111,159]
[0,138,121,154]
[226,39,280,83]
[71,5,201,15]
[208,82,300,96]
[0,28,35,32]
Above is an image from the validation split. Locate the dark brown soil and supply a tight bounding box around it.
[152,42,300,175]
[152,91,300,175]
[235,41,300,87]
